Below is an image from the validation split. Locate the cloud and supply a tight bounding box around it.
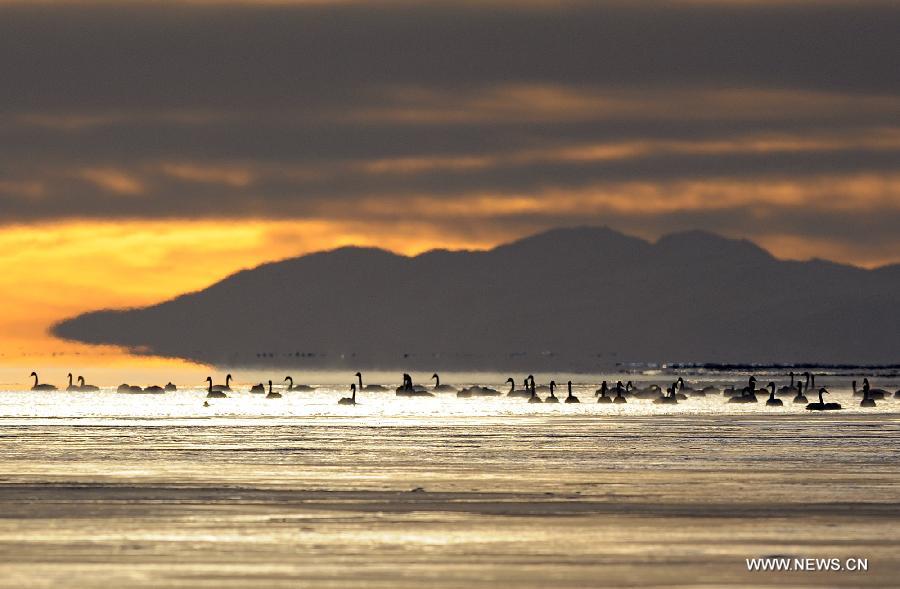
[0,0,897,267]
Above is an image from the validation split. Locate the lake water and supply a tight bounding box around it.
[1,370,899,587]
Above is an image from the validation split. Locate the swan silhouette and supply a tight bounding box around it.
[765,382,783,407]
[77,376,99,392]
[266,380,282,399]
[66,373,79,392]
[527,380,543,403]
[30,372,57,391]
[597,381,612,403]
[728,377,758,403]
[355,372,388,392]
[676,377,698,396]
[564,380,580,403]
[431,373,457,393]
[339,383,357,405]
[210,374,232,392]
[860,383,877,408]
[164,382,177,392]
[206,377,227,398]
[285,376,314,391]
[458,384,500,397]
[806,387,841,411]
[654,383,678,405]
[249,382,265,393]
[778,371,797,395]
[861,378,887,399]
[544,380,560,403]
[142,385,165,394]
[396,374,434,397]
[117,383,143,393]
[792,381,808,404]
[612,381,627,404]
[507,377,532,398]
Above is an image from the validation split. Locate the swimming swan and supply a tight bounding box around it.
[66,373,78,392]
[30,372,57,391]
[544,380,560,403]
[507,377,532,398]
[806,388,841,411]
[596,381,612,403]
[431,373,457,393]
[792,381,808,404]
[210,374,232,392]
[612,381,627,404]
[654,382,678,405]
[355,372,388,392]
[527,380,543,403]
[285,376,314,391]
[77,376,99,392]
[564,380,580,403]
[765,382,783,407]
[339,383,357,405]
[266,380,281,399]
[206,377,227,398]
[249,382,265,393]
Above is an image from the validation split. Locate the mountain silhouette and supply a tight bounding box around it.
[52,227,900,370]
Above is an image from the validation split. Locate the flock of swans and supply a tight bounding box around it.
[27,370,899,411]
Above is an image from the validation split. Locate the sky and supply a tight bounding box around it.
[1,0,899,369]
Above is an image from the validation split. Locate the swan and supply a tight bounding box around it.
[431,373,457,393]
[698,385,719,395]
[142,385,165,394]
[30,372,57,391]
[564,380,580,403]
[355,372,388,392]
[544,380,560,403]
[507,377,532,398]
[723,383,739,396]
[765,382,783,407]
[778,371,797,395]
[806,387,841,411]
[458,384,500,397]
[654,383,677,405]
[728,377,758,403]
[597,381,612,403]
[66,373,79,392]
[527,380,543,403]
[249,382,265,393]
[612,381,627,404]
[861,378,888,399]
[265,380,282,399]
[206,377,227,398]
[285,376,314,391]
[339,383,357,405]
[164,382,177,392]
[860,383,877,408]
[792,381,808,404]
[77,376,99,392]
[117,383,143,393]
[210,374,232,392]
[676,377,699,396]
[396,374,434,397]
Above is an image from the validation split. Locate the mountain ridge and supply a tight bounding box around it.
[52,226,900,370]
